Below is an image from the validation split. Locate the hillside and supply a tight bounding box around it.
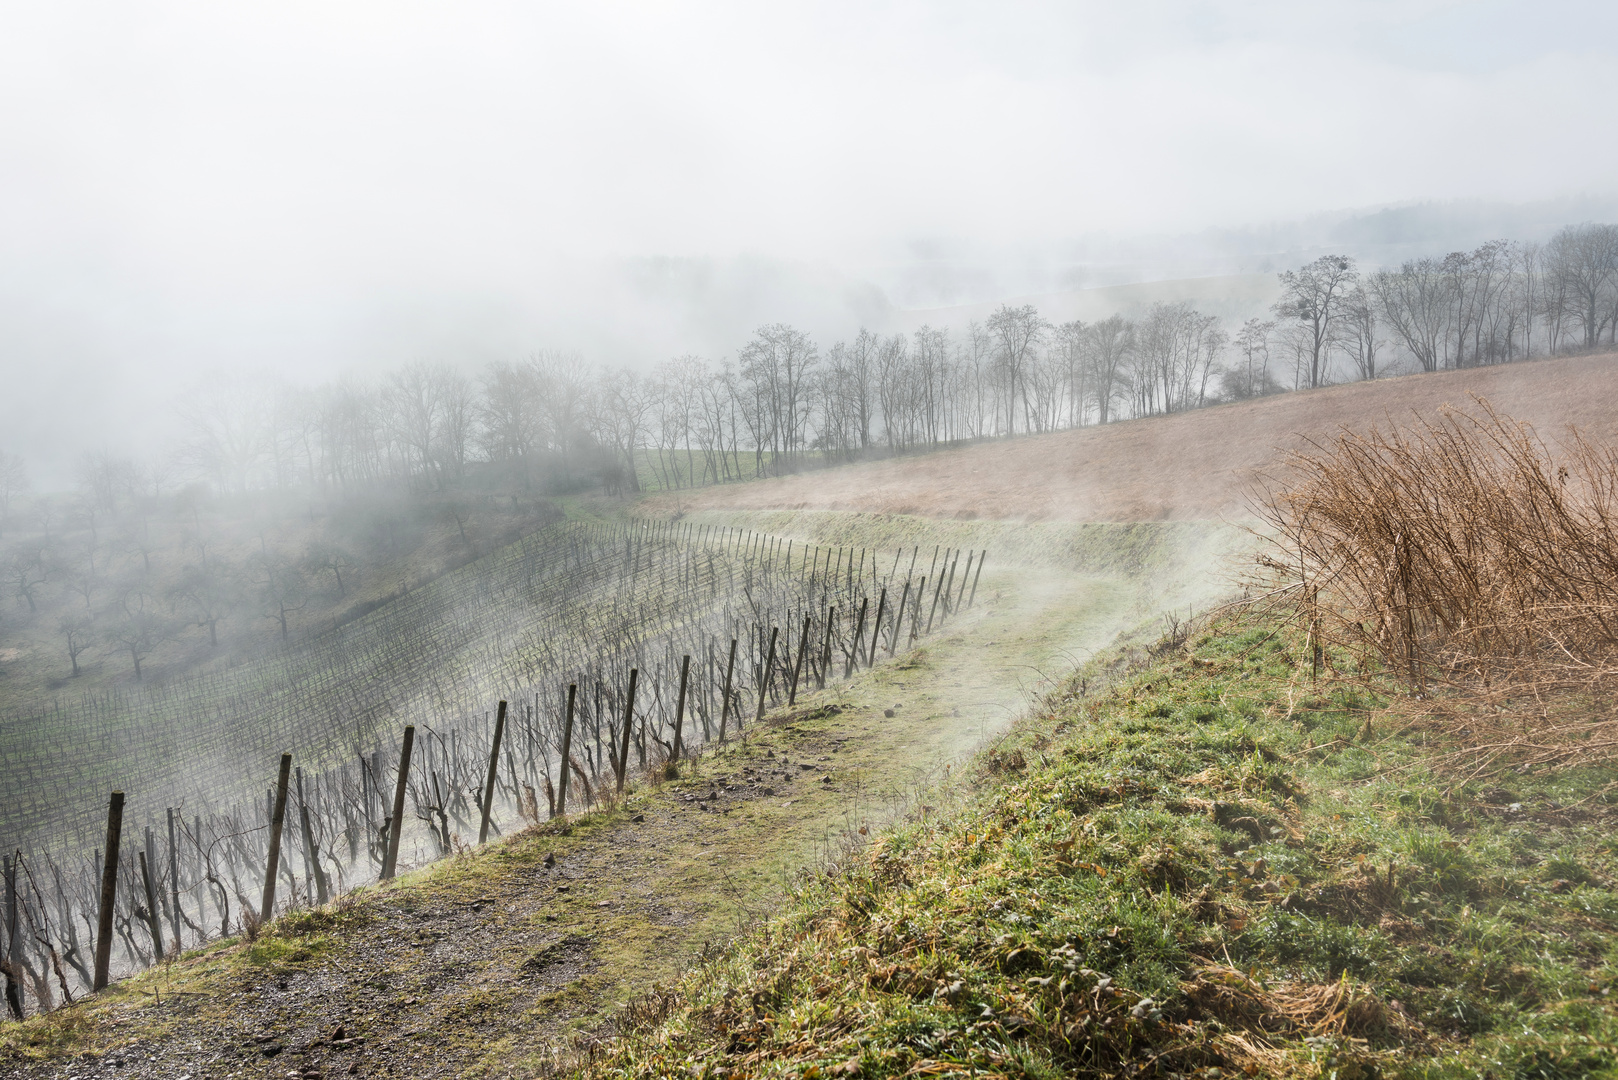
[5,359,1617,1078]
[647,353,1618,524]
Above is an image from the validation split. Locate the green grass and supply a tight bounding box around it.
[582,618,1618,1080]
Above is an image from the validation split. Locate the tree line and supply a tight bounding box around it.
[2,222,1614,516]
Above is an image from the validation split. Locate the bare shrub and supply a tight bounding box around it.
[1263,397,1618,769]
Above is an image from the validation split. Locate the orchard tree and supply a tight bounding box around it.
[107,588,169,681]
[58,613,94,677]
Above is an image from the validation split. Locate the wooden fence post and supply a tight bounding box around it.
[557,684,577,814]
[890,579,911,657]
[165,808,183,952]
[756,627,779,724]
[382,727,414,881]
[260,753,293,923]
[926,571,946,635]
[717,642,736,742]
[968,553,986,608]
[789,616,810,705]
[616,669,639,793]
[3,853,20,1019]
[910,579,925,644]
[954,551,974,612]
[478,701,507,844]
[867,588,887,667]
[93,791,124,991]
[138,850,164,959]
[818,607,835,690]
[845,598,868,679]
[295,769,328,907]
[672,657,690,762]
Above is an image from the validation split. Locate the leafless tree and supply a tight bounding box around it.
[1543,222,1618,349]
[986,304,1047,435]
[1085,315,1134,425]
[57,614,93,677]
[1273,255,1357,389]
[1368,257,1454,373]
[738,324,819,473]
[1337,289,1381,382]
[1224,318,1277,399]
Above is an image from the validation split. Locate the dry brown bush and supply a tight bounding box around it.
[1263,397,1618,771]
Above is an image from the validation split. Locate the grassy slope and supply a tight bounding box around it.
[585,616,1618,1080]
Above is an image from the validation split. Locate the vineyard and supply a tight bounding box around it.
[0,519,986,1014]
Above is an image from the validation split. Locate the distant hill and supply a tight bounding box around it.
[649,352,1618,524]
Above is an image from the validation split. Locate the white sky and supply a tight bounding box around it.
[2,1,1617,477]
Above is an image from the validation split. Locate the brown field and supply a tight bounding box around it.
[646,352,1618,523]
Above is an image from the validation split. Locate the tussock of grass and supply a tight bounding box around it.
[582,618,1618,1079]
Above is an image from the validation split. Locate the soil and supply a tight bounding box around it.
[643,352,1618,524]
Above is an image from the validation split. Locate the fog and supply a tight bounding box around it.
[4,1,1618,482]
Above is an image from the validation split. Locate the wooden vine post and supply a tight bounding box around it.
[867,588,887,667]
[615,669,638,793]
[845,598,868,679]
[557,683,578,815]
[789,615,811,705]
[954,551,974,611]
[672,656,691,762]
[93,790,124,991]
[890,579,911,656]
[910,579,925,644]
[165,808,183,951]
[717,642,736,742]
[137,849,164,958]
[478,700,507,844]
[381,726,415,881]
[3,853,20,1019]
[818,607,835,689]
[756,626,779,724]
[260,753,293,923]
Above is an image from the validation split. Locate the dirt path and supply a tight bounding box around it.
[3,564,1159,1079]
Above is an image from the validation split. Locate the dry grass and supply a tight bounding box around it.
[1263,396,1618,772]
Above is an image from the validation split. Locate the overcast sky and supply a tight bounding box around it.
[3,1,1617,479]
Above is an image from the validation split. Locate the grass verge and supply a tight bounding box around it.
[583,615,1618,1080]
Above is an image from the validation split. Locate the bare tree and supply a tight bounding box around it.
[105,589,169,681]
[172,551,238,647]
[383,362,446,489]
[1544,222,1618,349]
[305,541,356,598]
[174,378,274,494]
[249,553,306,643]
[57,614,93,678]
[1085,315,1133,425]
[1224,318,1277,399]
[738,324,819,473]
[1273,255,1357,389]
[532,351,594,486]
[1337,289,1380,381]
[590,368,653,494]
[986,304,1047,435]
[4,543,49,614]
[1368,257,1454,373]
